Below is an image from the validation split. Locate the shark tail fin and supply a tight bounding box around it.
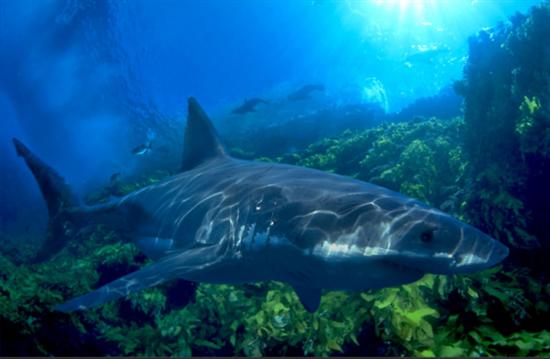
[13,138,80,263]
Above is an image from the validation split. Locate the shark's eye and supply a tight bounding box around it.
[420,229,434,243]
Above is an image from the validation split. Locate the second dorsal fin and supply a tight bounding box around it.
[181,97,227,171]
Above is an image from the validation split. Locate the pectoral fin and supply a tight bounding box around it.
[54,245,219,312]
[135,236,176,260]
[292,285,322,313]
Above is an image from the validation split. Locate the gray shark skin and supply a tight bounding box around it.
[231,98,268,115]
[13,97,509,313]
[287,84,325,101]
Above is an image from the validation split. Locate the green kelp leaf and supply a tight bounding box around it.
[403,307,438,325]
[243,337,263,357]
[313,318,319,331]
[374,290,398,309]
[326,339,343,352]
[468,330,482,344]
[194,339,223,350]
[266,290,277,302]
[435,275,448,297]
[253,312,265,326]
[176,341,192,357]
[467,287,479,298]
[272,302,289,313]
[418,349,436,357]
[360,292,377,302]
[483,286,508,303]
[478,326,506,343]
[439,345,465,357]
[417,274,435,289]
[539,331,550,343]
[418,319,434,339]
[514,339,533,354]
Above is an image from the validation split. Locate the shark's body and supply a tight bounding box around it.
[231,98,268,115]
[13,98,508,313]
[287,84,325,101]
[404,47,449,66]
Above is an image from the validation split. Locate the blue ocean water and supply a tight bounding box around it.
[0,1,539,223]
[1,0,549,356]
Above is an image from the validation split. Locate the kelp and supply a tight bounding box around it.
[361,268,550,357]
[455,1,550,250]
[271,117,467,213]
[2,113,549,356]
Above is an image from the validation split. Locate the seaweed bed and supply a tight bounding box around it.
[1,3,550,357]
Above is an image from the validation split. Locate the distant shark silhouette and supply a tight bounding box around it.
[13,98,508,313]
[287,84,325,101]
[231,98,268,114]
[404,47,449,67]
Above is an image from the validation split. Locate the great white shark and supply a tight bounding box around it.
[13,97,509,313]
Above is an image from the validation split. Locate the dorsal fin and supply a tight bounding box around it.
[181,97,227,171]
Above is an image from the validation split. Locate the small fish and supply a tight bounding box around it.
[287,84,325,101]
[231,98,268,115]
[131,142,152,156]
[405,47,449,65]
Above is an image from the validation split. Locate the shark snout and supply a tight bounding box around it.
[488,240,509,265]
[392,226,510,275]
[450,229,509,273]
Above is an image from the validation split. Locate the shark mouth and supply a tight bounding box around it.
[383,251,456,276]
[381,257,427,281]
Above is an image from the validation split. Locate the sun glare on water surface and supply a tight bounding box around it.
[347,0,440,21]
